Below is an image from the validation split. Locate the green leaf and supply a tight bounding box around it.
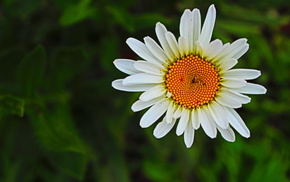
[17,45,46,99]
[28,104,91,180]
[59,0,95,26]
[106,5,135,32]
[0,95,25,117]
[49,47,90,90]
[100,37,119,73]
[49,151,88,181]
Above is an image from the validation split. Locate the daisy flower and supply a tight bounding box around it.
[112,4,266,148]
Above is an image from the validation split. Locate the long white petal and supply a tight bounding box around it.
[227,89,251,104]
[202,39,223,60]
[139,85,166,102]
[155,22,175,60]
[180,9,194,51]
[122,73,163,86]
[199,4,216,47]
[191,109,200,129]
[216,38,248,61]
[207,101,229,129]
[178,36,189,56]
[144,36,168,63]
[113,59,139,75]
[192,8,201,52]
[225,107,250,138]
[232,44,249,60]
[215,90,242,108]
[166,101,177,123]
[216,88,251,107]
[134,61,164,75]
[184,122,195,148]
[198,107,217,138]
[233,83,267,94]
[131,96,164,112]
[165,32,180,58]
[217,126,235,142]
[223,69,261,80]
[126,38,162,66]
[153,117,176,139]
[112,79,155,92]
[173,105,183,119]
[221,78,247,88]
[140,99,170,128]
[176,109,190,136]
[219,58,238,71]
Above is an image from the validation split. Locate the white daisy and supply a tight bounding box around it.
[112,4,266,148]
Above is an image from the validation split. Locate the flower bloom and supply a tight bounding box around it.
[112,5,266,148]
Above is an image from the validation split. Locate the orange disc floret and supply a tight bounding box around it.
[165,55,220,108]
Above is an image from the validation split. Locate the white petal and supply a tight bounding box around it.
[134,61,164,75]
[122,73,163,86]
[140,99,170,128]
[112,79,155,92]
[216,39,248,61]
[232,44,249,60]
[199,4,216,47]
[178,36,189,56]
[227,89,251,104]
[202,39,223,60]
[126,38,162,66]
[195,40,204,55]
[216,89,251,108]
[139,85,166,102]
[165,102,177,123]
[144,36,168,63]
[155,22,175,60]
[215,89,242,108]
[192,8,201,51]
[165,32,180,58]
[131,96,164,112]
[223,69,261,80]
[180,9,194,51]
[198,107,217,138]
[221,78,247,88]
[217,126,235,142]
[219,58,238,71]
[207,101,229,129]
[173,105,183,119]
[184,122,195,148]
[233,83,267,94]
[176,109,190,136]
[224,107,250,138]
[113,59,139,75]
[153,117,176,139]
[191,109,200,129]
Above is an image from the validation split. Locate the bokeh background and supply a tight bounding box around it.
[0,0,289,181]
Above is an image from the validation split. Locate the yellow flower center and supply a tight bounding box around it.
[165,55,220,108]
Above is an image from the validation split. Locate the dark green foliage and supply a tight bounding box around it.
[0,0,289,181]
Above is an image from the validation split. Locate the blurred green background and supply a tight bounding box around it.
[0,0,289,181]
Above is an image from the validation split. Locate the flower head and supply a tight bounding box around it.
[112,5,266,148]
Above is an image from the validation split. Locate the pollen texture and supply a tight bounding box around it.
[165,55,220,108]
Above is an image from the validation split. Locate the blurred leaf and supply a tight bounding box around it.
[50,151,88,181]
[0,95,24,117]
[59,0,95,26]
[17,45,46,99]
[133,13,171,30]
[220,4,281,26]
[106,5,135,32]
[216,20,260,36]
[100,37,119,73]
[28,104,90,180]
[49,47,90,90]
